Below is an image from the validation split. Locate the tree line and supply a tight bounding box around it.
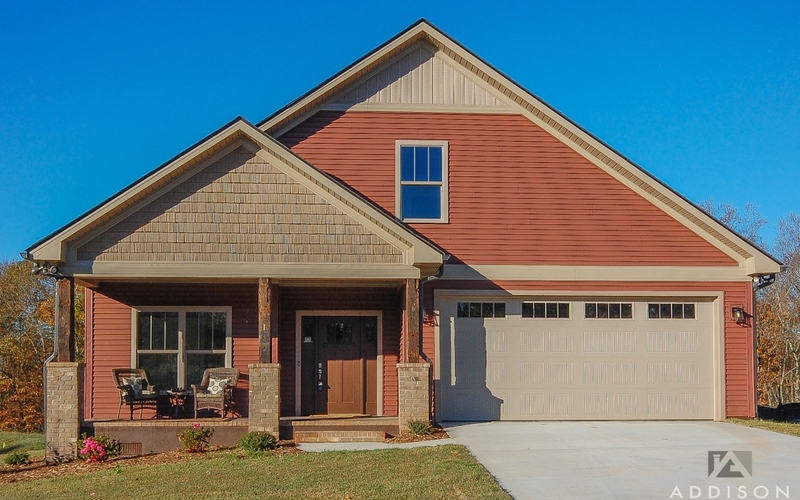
[699,202,799,406]
[0,260,84,432]
[0,205,798,431]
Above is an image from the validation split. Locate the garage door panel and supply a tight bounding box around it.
[438,299,715,421]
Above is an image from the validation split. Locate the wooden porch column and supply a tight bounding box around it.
[270,283,280,364]
[405,278,420,363]
[258,278,279,363]
[55,277,75,362]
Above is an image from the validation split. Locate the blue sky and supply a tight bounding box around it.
[1,1,798,260]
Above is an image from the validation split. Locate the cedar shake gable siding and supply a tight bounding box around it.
[281,111,736,267]
[77,146,403,264]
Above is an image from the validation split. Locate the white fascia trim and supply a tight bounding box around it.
[66,261,422,279]
[66,140,247,263]
[441,264,754,282]
[427,39,779,272]
[29,125,251,263]
[256,21,779,274]
[321,103,518,114]
[262,24,432,136]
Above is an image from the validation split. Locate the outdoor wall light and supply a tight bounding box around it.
[731,306,747,325]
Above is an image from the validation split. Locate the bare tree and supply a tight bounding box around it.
[699,200,767,246]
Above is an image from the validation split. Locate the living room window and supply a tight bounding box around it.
[133,307,232,389]
[396,140,448,222]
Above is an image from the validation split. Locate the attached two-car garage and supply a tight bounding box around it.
[435,295,719,421]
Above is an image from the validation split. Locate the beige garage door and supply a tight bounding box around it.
[437,298,715,421]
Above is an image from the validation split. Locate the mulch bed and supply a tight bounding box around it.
[385,427,449,444]
[0,442,301,484]
[1,430,449,484]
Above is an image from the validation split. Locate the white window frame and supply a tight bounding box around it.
[131,306,233,389]
[395,140,449,223]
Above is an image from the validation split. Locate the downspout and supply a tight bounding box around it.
[20,253,63,432]
[42,281,60,430]
[418,256,449,422]
[753,272,779,417]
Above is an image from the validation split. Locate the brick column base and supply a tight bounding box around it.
[45,362,84,463]
[248,363,280,435]
[397,363,431,433]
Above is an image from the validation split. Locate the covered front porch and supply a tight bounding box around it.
[27,121,443,461]
[45,276,431,459]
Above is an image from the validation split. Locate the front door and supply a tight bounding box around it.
[301,316,378,415]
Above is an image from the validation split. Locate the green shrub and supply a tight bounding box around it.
[407,419,432,435]
[239,431,277,455]
[4,450,29,465]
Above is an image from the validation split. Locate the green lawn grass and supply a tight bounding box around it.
[0,431,45,458]
[2,444,510,499]
[727,418,800,438]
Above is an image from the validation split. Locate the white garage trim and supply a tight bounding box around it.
[441,264,754,282]
[433,289,726,422]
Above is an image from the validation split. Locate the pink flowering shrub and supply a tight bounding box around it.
[78,434,120,463]
[178,423,215,453]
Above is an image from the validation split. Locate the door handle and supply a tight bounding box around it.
[317,362,323,391]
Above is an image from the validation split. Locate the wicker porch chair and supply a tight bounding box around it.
[191,367,240,419]
[111,368,162,420]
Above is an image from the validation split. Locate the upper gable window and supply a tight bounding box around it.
[396,141,448,222]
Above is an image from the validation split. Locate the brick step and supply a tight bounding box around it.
[279,417,399,440]
[293,430,387,443]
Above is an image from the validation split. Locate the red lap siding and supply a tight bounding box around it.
[281,111,735,267]
[87,289,134,419]
[86,283,258,420]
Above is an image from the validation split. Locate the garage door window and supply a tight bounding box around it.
[648,303,696,319]
[457,302,506,318]
[522,302,570,319]
[585,302,633,319]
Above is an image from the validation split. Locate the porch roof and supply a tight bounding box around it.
[26,118,445,282]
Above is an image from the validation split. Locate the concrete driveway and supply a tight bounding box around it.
[444,421,799,500]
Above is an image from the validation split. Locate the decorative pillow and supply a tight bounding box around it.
[207,377,230,395]
[121,376,144,397]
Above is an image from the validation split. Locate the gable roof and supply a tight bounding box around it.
[258,19,781,276]
[26,118,445,280]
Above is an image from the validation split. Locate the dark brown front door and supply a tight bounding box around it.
[301,316,378,415]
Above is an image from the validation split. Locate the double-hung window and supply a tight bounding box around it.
[134,307,232,389]
[396,141,448,222]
